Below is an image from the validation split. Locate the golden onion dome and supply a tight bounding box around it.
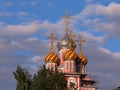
[44,52,60,63]
[57,35,76,51]
[64,49,77,60]
[78,54,87,65]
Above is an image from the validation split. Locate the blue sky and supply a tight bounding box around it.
[0,0,120,90]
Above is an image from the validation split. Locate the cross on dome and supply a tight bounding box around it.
[75,35,85,55]
[68,30,75,50]
[61,11,73,35]
[69,30,75,40]
[47,33,57,52]
[57,11,76,51]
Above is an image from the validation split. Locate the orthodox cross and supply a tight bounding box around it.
[61,11,73,35]
[47,33,57,52]
[68,30,75,50]
[75,35,85,55]
[69,30,75,40]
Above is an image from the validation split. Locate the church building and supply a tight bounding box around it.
[44,11,96,90]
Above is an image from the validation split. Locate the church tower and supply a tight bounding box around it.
[44,33,60,71]
[76,35,87,74]
[44,11,96,90]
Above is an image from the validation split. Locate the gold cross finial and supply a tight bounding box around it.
[69,30,75,40]
[47,33,57,52]
[68,30,75,50]
[61,11,73,35]
[75,35,85,55]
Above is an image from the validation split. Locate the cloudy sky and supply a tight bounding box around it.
[0,0,120,90]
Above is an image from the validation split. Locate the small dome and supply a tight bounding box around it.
[78,54,87,65]
[64,49,77,60]
[57,35,76,51]
[44,52,60,63]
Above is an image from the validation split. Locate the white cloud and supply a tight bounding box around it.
[0,17,107,45]
[0,19,65,39]
[0,21,40,36]
[17,12,29,17]
[75,2,120,39]
[75,4,98,19]
[4,2,13,8]
[0,22,5,26]
[10,41,22,47]
[113,52,120,60]
[78,2,120,20]
[46,3,54,8]
[98,47,111,55]
[0,12,13,17]
[0,66,16,90]
[84,45,120,89]
[85,0,93,3]
[39,20,65,35]
[19,0,43,7]
[96,3,120,20]
[81,31,106,44]
[30,1,37,6]
[30,56,44,62]
[85,18,120,38]
[25,37,39,42]
[0,27,119,90]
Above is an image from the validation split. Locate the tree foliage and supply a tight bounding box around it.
[13,65,67,90]
[114,87,120,90]
[13,65,32,90]
[69,82,75,90]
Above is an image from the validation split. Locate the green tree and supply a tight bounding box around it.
[69,82,75,90]
[13,65,67,90]
[13,65,32,90]
[31,66,67,90]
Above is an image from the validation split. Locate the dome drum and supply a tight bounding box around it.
[57,35,76,51]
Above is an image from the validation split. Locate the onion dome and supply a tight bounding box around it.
[44,52,60,63]
[78,54,87,65]
[64,49,77,60]
[57,35,76,51]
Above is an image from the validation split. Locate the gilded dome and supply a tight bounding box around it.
[64,49,77,60]
[44,52,60,63]
[57,35,76,51]
[77,54,87,65]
